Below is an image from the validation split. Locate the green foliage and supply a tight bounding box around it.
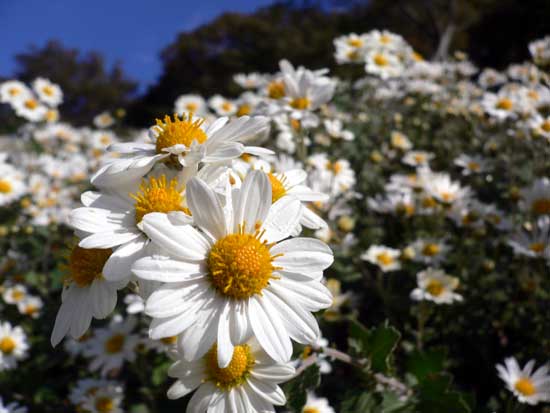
[349,320,401,373]
[284,364,321,412]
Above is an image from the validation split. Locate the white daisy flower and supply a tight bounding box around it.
[84,316,139,376]
[91,113,270,189]
[527,113,550,141]
[166,338,294,413]
[0,321,29,371]
[0,80,31,104]
[175,94,207,116]
[402,150,434,167]
[94,112,115,129]
[32,77,63,107]
[301,391,335,413]
[0,397,27,413]
[365,50,404,79]
[496,357,550,405]
[361,245,401,272]
[133,171,333,365]
[79,383,124,413]
[390,131,412,151]
[520,177,550,216]
[16,296,43,319]
[410,268,463,304]
[410,238,450,265]
[12,96,48,122]
[508,217,550,260]
[50,245,125,346]
[421,170,471,205]
[234,72,267,90]
[454,154,488,175]
[209,95,237,116]
[481,92,519,120]
[2,284,28,305]
[69,378,122,406]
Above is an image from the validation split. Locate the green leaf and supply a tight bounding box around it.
[283,364,321,412]
[380,391,414,413]
[416,373,471,413]
[349,320,401,373]
[406,348,446,382]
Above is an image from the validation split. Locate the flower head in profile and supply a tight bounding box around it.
[92,114,270,188]
[166,338,294,412]
[133,171,333,366]
[496,357,550,405]
[361,245,401,272]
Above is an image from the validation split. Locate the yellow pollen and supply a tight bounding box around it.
[346,50,359,60]
[290,118,301,131]
[207,229,279,299]
[422,243,440,256]
[326,161,343,174]
[527,90,540,100]
[373,53,389,66]
[160,336,178,345]
[290,97,310,110]
[376,252,394,266]
[303,408,321,413]
[414,154,426,163]
[515,378,536,396]
[221,102,233,112]
[95,397,115,413]
[99,135,111,145]
[185,102,198,112]
[42,85,55,96]
[426,279,444,297]
[379,34,392,44]
[104,334,125,354]
[154,114,207,154]
[396,203,415,216]
[529,242,545,253]
[236,104,251,117]
[496,98,513,111]
[23,305,38,315]
[24,99,38,110]
[412,51,424,62]
[205,344,255,390]
[268,173,287,203]
[240,153,252,163]
[130,175,187,224]
[347,38,363,47]
[0,337,16,354]
[422,196,437,208]
[66,246,112,287]
[267,81,285,99]
[440,192,455,203]
[301,346,313,359]
[540,120,550,132]
[532,198,550,215]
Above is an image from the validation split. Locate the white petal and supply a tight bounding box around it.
[217,301,235,368]
[247,377,286,405]
[271,237,333,273]
[186,383,217,412]
[233,170,271,233]
[187,177,227,239]
[133,255,206,282]
[103,238,148,281]
[262,196,302,243]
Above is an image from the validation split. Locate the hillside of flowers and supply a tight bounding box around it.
[0,30,549,413]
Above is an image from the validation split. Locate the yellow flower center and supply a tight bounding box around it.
[66,246,112,287]
[515,378,536,396]
[376,252,394,266]
[160,336,178,345]
[221,102,233,112]
[303,408,321,413]
[422,243,440,256]
[373,53,389,67]
[347,38,363,48]
[326,161,343,174]
[154,114,207,154]
[290,118,301,132]
[24,99,38,110]
[8,87,20,96]
[290,97,310,110]
[527,90,539,100]
[104,334,125,354]
[467,162,480,171]
[414,154,426,163]
[0,179,13,194]
[42,85,55,97]
[130,175,188,224]
[440,192,455,203]
[529,242,545,253]
[426,279,444,297]
[267,81,285,99]
[95,397,115,413]
[496,98,513,111]
[412,51,424,62]
[207,230,279,299]
[532,198,550,215]
[12,290,25,301]
[23,304,38,316]
[185,102,198,112]
[268,173,287,203]
[99,135,111,145]
[422,196,437,208]
[236,104,251,117]
[205,344,255,390]
[379,34,392,44]
[0,337,16,354]
[346,50,359,60]
[301,345,313,359]
[541,120,550,132]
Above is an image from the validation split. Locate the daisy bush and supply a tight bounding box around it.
[0,29,549,413]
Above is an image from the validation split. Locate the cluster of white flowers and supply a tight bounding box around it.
[0,78,62,122]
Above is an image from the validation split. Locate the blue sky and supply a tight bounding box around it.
[1,0,277,91]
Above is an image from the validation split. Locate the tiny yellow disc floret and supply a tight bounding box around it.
[268,173,287,203]
[205,344,255,390]
[0,337,16,354]
[207,230,279,299]
[515,377,536,396]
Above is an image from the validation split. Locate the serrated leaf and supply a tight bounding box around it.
[349,320,401,373]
